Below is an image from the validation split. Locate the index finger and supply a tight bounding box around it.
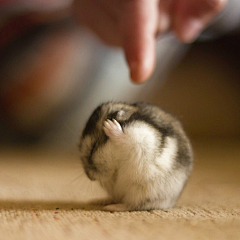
[120,0,159,83]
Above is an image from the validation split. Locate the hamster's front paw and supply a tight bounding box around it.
[103,119,125,141]
[87,198,114,207]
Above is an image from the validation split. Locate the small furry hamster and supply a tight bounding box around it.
[79,102,193,212]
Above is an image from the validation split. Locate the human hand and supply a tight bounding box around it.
[72,0,227,83]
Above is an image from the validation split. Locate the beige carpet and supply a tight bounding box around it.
[0,138,239,240]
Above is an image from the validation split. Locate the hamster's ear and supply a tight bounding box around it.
[117,109,135,121]
[109,109,134,122]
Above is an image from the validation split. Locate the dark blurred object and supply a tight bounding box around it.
[150,33,240,138]
[0,7,96,145]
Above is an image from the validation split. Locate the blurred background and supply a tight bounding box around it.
[0,0,240,212]
[0,0,240,152]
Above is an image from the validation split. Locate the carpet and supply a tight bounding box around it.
[0,138,239,240]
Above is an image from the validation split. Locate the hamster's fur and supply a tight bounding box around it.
[79,102,193,212]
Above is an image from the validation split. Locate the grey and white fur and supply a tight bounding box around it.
[79,102,193,212]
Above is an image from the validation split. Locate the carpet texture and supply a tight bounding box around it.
[0,139,239,240]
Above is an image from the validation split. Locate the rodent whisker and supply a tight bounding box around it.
[83,180,94,198]
[69,172,86,185]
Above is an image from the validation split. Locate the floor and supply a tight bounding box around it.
[0,138,239,240]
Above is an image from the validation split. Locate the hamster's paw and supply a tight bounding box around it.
[103,119,125,140]
[88,198,114,207]
[103,203,130,212]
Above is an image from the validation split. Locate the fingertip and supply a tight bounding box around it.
[129,57,155,84]
[175,19,204,43]
[125,28,156,83]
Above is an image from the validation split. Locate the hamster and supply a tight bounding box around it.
[79,102,193,212]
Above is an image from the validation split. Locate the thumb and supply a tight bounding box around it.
[173,0,228,43]
[120,0,159,83]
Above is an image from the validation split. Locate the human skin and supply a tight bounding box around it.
[0,0,227,83]
[72,0,228,83]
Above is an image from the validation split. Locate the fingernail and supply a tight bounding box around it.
[180,19,204,43]
[129,61,150,84]
[128,61,141,83]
